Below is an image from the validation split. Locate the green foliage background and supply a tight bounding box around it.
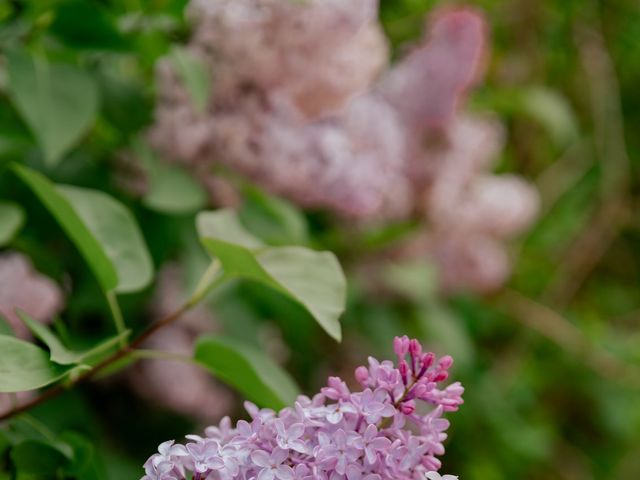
[1,0,640,478]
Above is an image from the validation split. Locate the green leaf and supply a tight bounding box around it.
[194,335,300,410]
[519,86,579,147]
[170,46,211,113]
[0,315,15,337]
[196,210,345,340]
[14,165,153,294]
[0,201,24,246]
[135,141,207,214]
[6,50,99,166]
[60,432,104,479]
[383,260,438,302]
[239,186,308,245]
[50,0,129,51]
[16,311,78,365]
[10,440,70,478]
[16,310,128,365]
[198,209,264,249]
[0,336,71,392]
[58,186,153,293]
[256,247,346,340]
[0,429,10,456]
[13,164,116,291]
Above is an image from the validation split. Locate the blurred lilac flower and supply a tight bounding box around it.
[148,0,539,293]
[0,253,64,417]
[0,252,63,339]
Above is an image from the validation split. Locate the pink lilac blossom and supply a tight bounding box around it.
[376,11,539,293]
[141,336,463,480]
[149,0,403,218]
[186,0,387,119]
[414,116,540,294]
[381,9,486,132]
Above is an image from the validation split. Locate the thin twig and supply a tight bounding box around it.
[498,290,640,388]
[0,259,225,422]
[0,301,194,422]
[542,22,632,307]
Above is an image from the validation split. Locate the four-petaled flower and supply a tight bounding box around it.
[352,424,391,465]
[274,420,308,453]
[425,472,459,480]
[250,448,295,480]
[316,429,361,475]
[325,401,358,424]
[142,460,179,480]
[354,388,396,423]
[185,438,223,473]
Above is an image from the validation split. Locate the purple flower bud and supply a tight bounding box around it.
[438,355,454,370]
[355,366,369,384]
[393,335,410,358]
[422,352,436,370]
[400,400,416,415]
[433,371,449,382]
[409,339,423,358]
[412,383,428,398]
[398,360,409,385]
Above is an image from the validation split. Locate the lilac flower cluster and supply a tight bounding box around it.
[148,0,539,294]
[142,337,463,480]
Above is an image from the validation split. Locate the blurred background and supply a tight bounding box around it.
[1,0,640,479]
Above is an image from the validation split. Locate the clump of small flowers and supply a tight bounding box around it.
[142,336,463,480]
[147,0,539,294]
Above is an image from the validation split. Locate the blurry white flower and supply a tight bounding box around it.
[425,471,459,480]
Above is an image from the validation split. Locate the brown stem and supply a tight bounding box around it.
[0,302,194,422]
[378,377,419,430]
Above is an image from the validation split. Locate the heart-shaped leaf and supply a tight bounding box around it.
[195,335,300,410]
[14,164,153,294]
[170,46,211,113]
[196,210,345,341]
[135,141,207,215]
[16,311,129,365]
[0,336,71,392]
[6,50,99,166]
[239,186,308,245]
[58,186,153,294]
